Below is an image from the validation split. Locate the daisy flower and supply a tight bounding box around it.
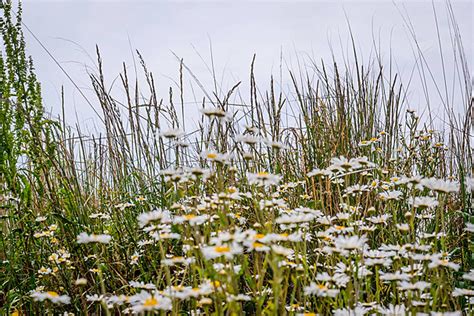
[247,171,281,186]
[333,235,367,251]
[200,106,232,121]
[304,282,339,297]
[378,304,406,315]
[201,243,243,260]
[76,232,111,244]
[421,177,459,193]
[409,196,439,209]
[128,291,172,312]
[379,190,403,201]
[31,291,71,304]
[159,128,184,139]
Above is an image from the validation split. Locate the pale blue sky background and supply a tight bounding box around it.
[19,0,473,131]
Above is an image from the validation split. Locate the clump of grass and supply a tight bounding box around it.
[1,1,473,315]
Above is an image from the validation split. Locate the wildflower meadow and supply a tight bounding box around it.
[0,1,473,315]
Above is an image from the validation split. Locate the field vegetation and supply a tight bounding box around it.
[0,1,473,315]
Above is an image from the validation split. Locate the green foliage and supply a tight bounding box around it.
[0,1,59,312]
[0,0,56,201]
[0,1,472,315]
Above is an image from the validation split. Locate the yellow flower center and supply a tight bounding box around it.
[183,214,196,220]
[255,233,265,239]
[317,284,328,290]
[214,246,231,253]
[206,153,218,159]
[143,297,158,307]
[335,225,345,230]
[253,242,264,248]
[257,171,268,177]
[47,291,59,297]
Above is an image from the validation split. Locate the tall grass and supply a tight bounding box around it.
[1,1,473,315]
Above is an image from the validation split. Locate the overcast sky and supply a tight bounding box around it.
[19,0,473,130]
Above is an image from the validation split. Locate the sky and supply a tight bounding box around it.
[18,0,473,132]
